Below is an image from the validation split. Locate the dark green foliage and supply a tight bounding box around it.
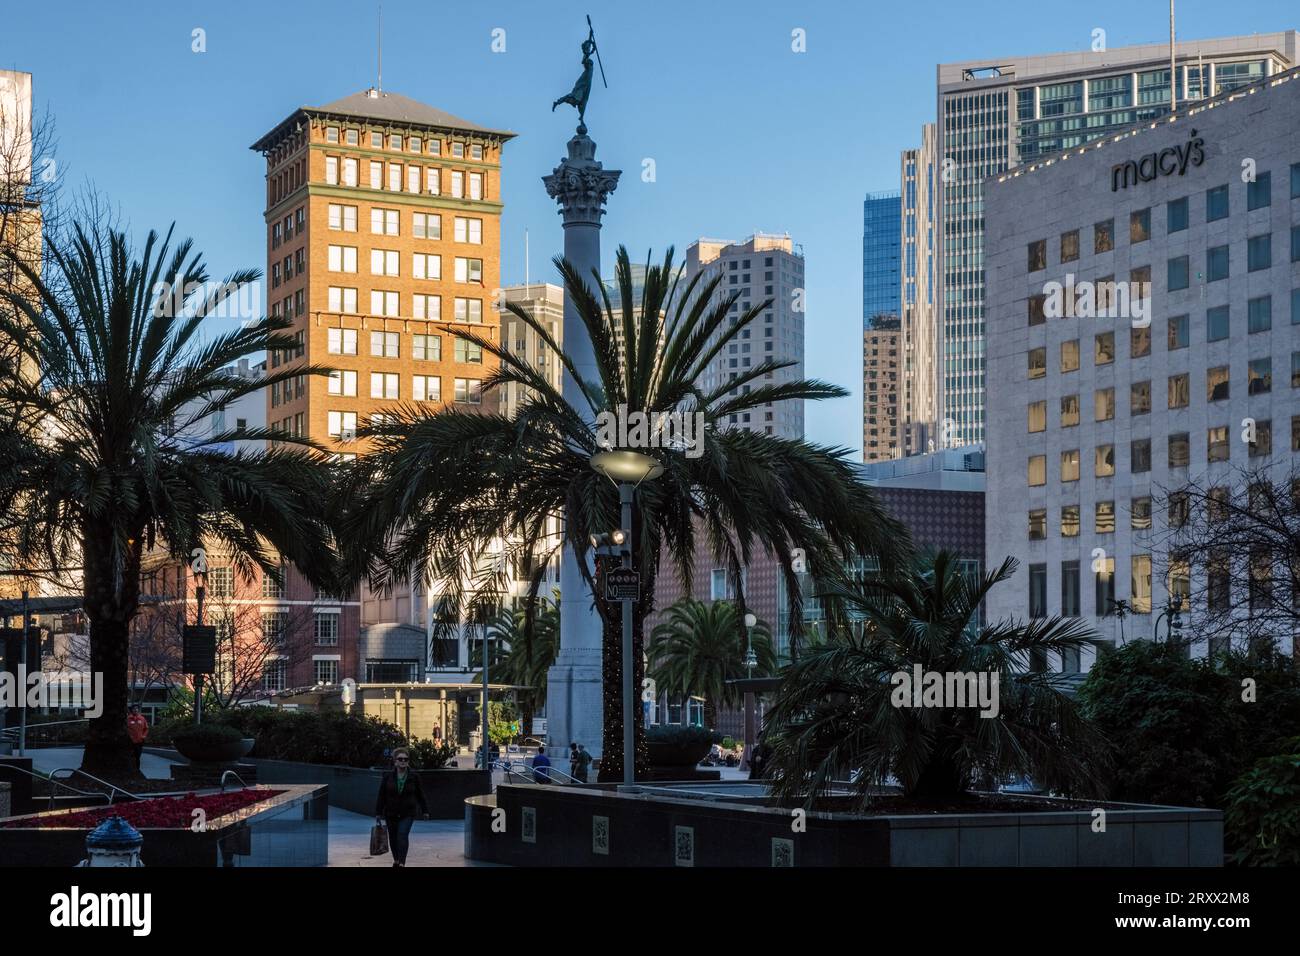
[216,708,406,768]
[1078,641,1300,808]
[1225,738,1300,866]
[644,724,725,746]
[407,737,457,770]
[765,552,1112,808]
[171,722,242,747]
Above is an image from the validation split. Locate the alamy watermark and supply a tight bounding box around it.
[890,665,1000,718]
[150,276,261,322]
[1043,274,1151,327]
[595,403,704,459]
[0,666,104,718]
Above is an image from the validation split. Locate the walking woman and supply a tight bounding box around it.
[375,748,429,866]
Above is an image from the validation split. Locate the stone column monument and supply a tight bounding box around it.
[542,22,620,760]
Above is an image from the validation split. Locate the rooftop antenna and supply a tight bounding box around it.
[1169,0,1176,109]
[377,4,383,93]
[525,228,530,293]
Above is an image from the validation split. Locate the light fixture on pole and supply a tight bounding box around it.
[590,449,662,785]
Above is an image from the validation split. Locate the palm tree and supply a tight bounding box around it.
[649,598,777,730]
[341,246,909,780]
[763,551,1112,809]
[476,594,560,740]
[0,225,341,777]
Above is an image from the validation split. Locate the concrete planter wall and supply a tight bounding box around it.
[0,785,328,867]
[465,784,1223,867]
[245,758,491,819]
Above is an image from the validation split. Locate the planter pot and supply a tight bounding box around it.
[175,736,256,764]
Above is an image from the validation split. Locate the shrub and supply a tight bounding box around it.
[172,722,243,748]
[408,737,457,770]
[1225,738,1300,867]
[645,725,724,746]
[217,707,407,768]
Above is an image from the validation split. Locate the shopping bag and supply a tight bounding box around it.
[370,822,389,856]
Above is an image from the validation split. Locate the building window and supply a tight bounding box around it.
[1168,491,1190,528]
[1027,401,1046,433]
[1167,197,1188,233]
[207,567,234,599]
[370,248,399,276]
[314,612,339,646]
[451,142,465,158]
[1060,395,1079,427]
[1028,455,1046,487]
[327,245,357,273]
[454,298,483,323]
[327,411,357,440]
[427,167,440,195]
[1060,229,1079,263]
[328,204,358,231]
[1061,339,1080,373]
[471,144,483,160]
[1095,557,1116,616]
[1061,561,1081,617]
[1060,449,1080,483]
[1027,239,1046,272]
[413,334,441,361]
[1167,255,1189,291]
[1206,184,1229,221]
[262,659,286,692]
[1130,555,1152,614]
[327,369,357,396]
[1094,387,1114,422]
[1130,208,1150,243]
[1130,324,1151,358]
[413,212,441,239]
[1293,226,1300,262]
[454,337,483,364]
[1028,509,1047,540]
[451,171,464,198]
[1131,497,1152,531]
[1207,365,1229,402]
[1206,244,1229,281]
[1130,438,1151,473]
[454,257,483,284]
[370,290,399,317]
[1168,314,1189,350]
[469,172,484,200]
[1249,419,1272,458]
[370,330,400,358]
[454,217,483,244]
[1168,432,1190,469]
[261,610,288,644]
[454,378,482,404]
[412,253,441,280]
[710,569,727,601]
[1207,426,1230,463]
[327,328,357,355]
[1094,332,1114,366]
[1248,357,1272,395]
[1206,305,1230,342]
[1093,219,1114,253]
[325,156,338,185]
[413,375,441,402]
[1095,501,1115,534]
[1095,444,1115,477]
[1130,380,1151,415]
[389,134,403,150]
[1246,170,1271,210]
[1061,505,1080,537]
[388,163,403,191]
[371,208,399,235]
[1170,371,1190,405]
[314,659,339,685]
[342,157,358,187]
[1207,552,1230,614]
[1029,564,1047,619]
[370,372,399,399]
[1247,234,1271,272]
[1028,347,1046,379]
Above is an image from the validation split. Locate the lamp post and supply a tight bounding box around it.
[742,612,757,772]
[1153,596,1185,644]
[590,449,663,785]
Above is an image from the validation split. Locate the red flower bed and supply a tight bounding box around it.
[0,789,286,830]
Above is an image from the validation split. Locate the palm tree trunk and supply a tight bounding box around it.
[80,526,143,779]
[595,557,650,782]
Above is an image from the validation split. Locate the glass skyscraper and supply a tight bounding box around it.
[862,190,901,325]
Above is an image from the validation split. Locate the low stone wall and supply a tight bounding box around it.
[465,784,1224,867]
[245,758,491,819]
[0,782,9,819]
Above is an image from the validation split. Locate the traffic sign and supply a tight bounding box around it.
[604,568,640,603]
[182,625,217,674]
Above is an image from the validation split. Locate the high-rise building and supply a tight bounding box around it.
[899,123,938,456]
[249,88,513,684]
[683,234,805,438]
[863,315,901,461]
[862,190,901,324]
[983,63,1300,667]
[935,31,1298,448]
[496,282,564,419]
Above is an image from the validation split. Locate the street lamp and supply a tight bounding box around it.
[1153,596,1185,644]
[590,449,662,785]
[742,611,757,772]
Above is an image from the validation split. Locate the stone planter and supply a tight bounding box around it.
[243,758,491,819]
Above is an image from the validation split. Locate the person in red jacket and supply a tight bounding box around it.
[126,704,149,770]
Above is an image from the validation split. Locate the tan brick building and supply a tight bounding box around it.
[250,88,514,458]
[863,315,901,461]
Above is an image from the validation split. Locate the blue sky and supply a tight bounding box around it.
[3,0,1296,452]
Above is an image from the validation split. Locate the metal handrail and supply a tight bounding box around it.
[0,763,114,811]
[219,770,248,793]
[491,759,583,786]
[48,768,143,806]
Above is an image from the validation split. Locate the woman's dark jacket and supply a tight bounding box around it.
[375,770,429,818]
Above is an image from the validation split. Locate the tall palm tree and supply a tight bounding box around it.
[763,551,1112,809]
[340,246,910,780]
[649,598,777,731]
[0,225,340,776]
[475,594,560,740]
